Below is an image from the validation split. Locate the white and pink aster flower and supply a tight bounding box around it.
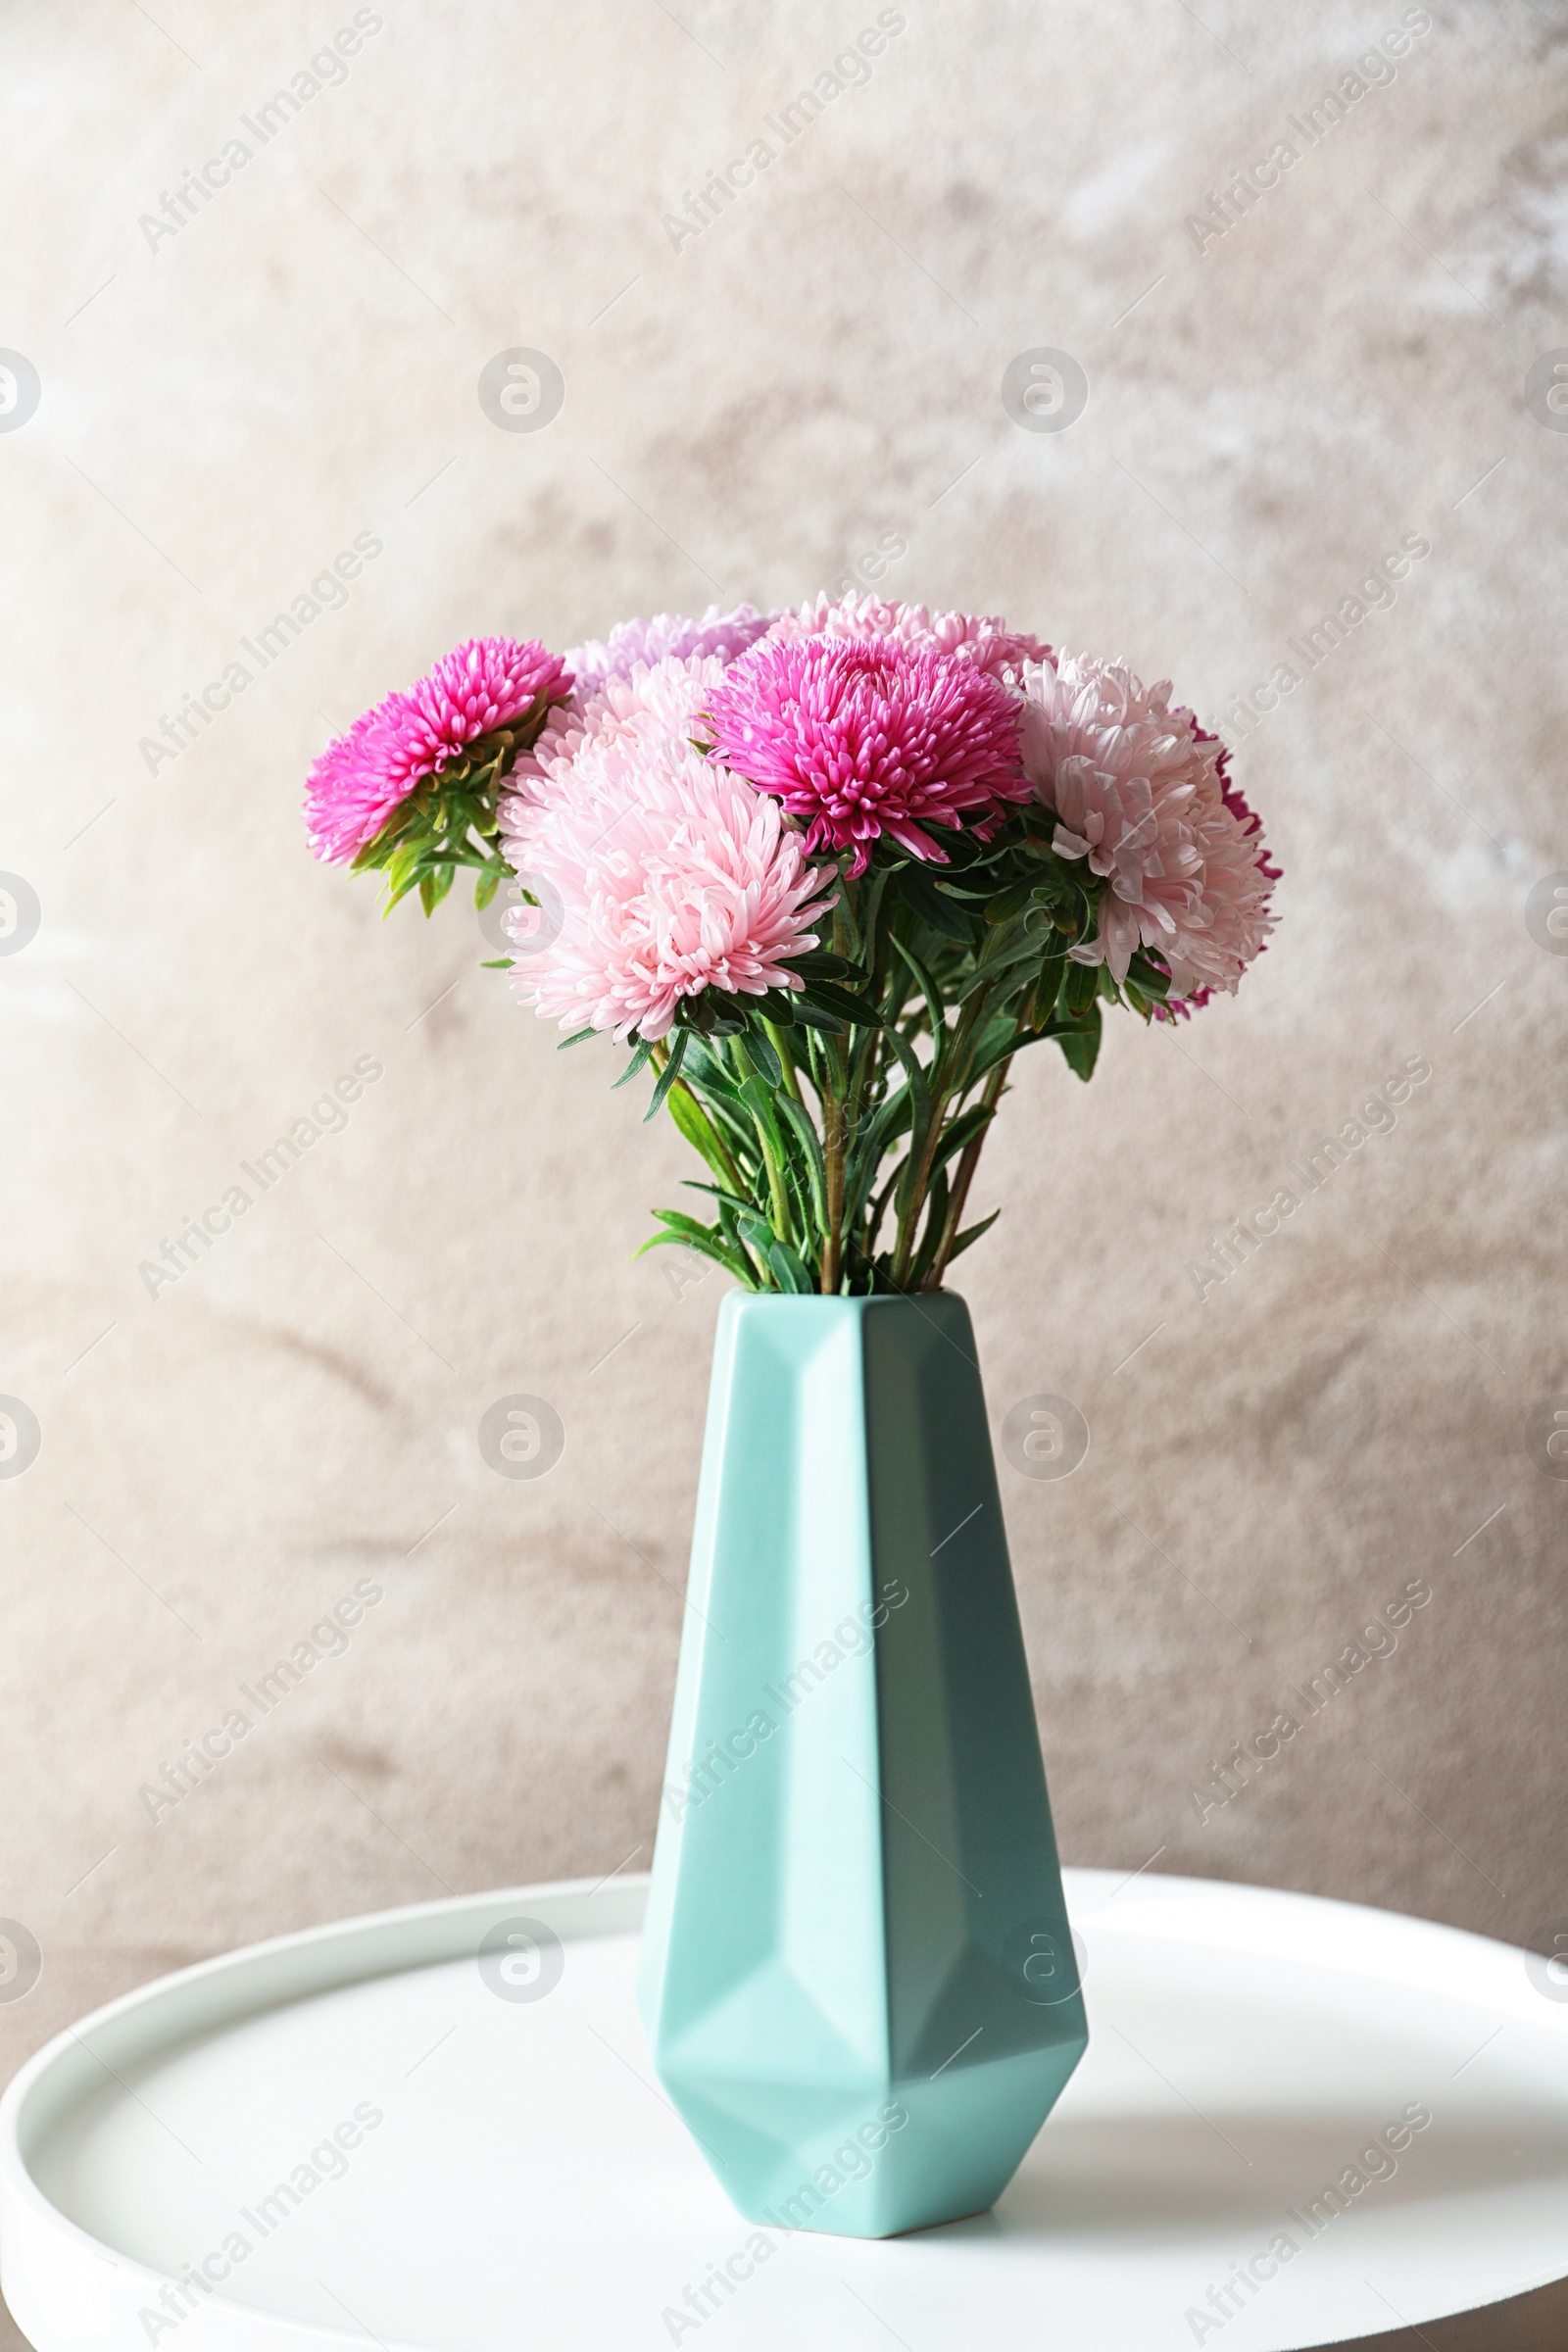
[304,636,571,863]
[564,603,779,700]
[498,657,834,1042]
[1019,653,1277,999]
[767,592,1050,684]
[705,633,1027,876]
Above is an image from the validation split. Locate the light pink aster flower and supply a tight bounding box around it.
[305,637,570,863]
[768,592,1050,683]
[498,657,834,1042]
[564,603,779,700]
[1019,653,1277,999]
[704,634,1027,877]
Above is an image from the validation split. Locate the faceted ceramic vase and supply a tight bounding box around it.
[638,1292,1087,2238]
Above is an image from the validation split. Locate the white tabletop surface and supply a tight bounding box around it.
[3,1868,1566,2351]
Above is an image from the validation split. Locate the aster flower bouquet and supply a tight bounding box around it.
[305,596,1276,1297]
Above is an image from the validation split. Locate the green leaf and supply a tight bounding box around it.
[744,1024,783,1088]
[881,1028,932,1148]
[640,1207,722,1246]
[965,1017,1024,1087]
[732,1206,795,1288]
[842,1087,915,1233]
[678,1063,750,1115]
[799,981,886,1029]
[677,993,748,1038]
[612,1038,656,1090]
[682,1179,769,1219]
[881,1029,933,1223]
[736,1070,783,1134]
[480,956,514,969]
[747,989,800,1028]
[946,1207,1001,1262]
[783,998,849,1035]
[829,874,866,962]
[353,790,428,868]
[858,1155,906,1255]
[766,1237,815,1294]
[665,1087,743,1186]
[688,1092,765,1177]
[473,866,502,911]
[928,1100,996,1177]
[1063,956,1101,1016]
[680,1035,726,1085]
[383,838,423,900]
[645,1031,690,1120]
[557,1027,597,1050]
[982,878,1039,925]
[900,865,978,943]
[417,863,457,916]
[788,951,861,983]
[633,1215,749,1282]
[1126,950,1172,1002]
[736,1075,795,1227]
[714,1199,767,1283]
[1032,953,1068,1024]
[956,927,1042,1001]
[1056,1004,1102,1081]
[909,1167,950,1290]
[777,1094,828,1230]
[890,935,946,1063]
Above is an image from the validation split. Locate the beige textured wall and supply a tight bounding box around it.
[2,0,1565,2167]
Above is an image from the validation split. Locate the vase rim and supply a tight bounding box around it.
[723,1288,964,1305]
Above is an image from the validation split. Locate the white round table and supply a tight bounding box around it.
[3,1870,1565,2350]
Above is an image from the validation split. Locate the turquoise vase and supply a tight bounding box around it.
[638,1292,1087,2238]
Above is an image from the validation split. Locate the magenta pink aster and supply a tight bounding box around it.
[704,635,1027,876]
[304,636,571,864]
[499,657,835,1042]
[767,593,1051,683]
[1019,653,1278,999]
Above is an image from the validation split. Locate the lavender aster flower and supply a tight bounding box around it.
[565,603,780,699]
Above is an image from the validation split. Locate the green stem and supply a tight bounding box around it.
[889,987,992,1287]
[733,1040,793,1254]
[761,1019,804,1104]
[820,1036,848,1295]
[925,1052,1012,1291]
